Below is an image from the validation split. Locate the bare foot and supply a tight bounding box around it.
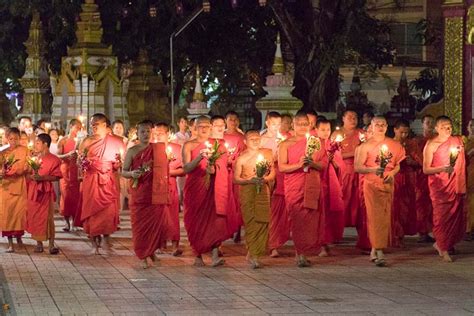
[433,243,442,257]
[270,249,280,258]
[319,246,330,257]
[369,249,377,262]
[193,257,205,267]
[149,254,158,263]
[5,246,14,253]
[211,258,225,267]
[249,257,262,269]
[142,259,149,269]
[296,255,311,267]
[442,252,453,263]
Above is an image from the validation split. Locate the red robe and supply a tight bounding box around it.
[129,143,170,260]
[391,139,418,246]
[26,153,62,239]
[428,136,466,252]
[183,141,228,255]
[339,129,362,227]
[283,138,324,255]
[59,138,80,218]
[415,135,433,235]
[167,142,182,242]
[320,139,345,244]
[81,134,124,237]
[224,133,246,235]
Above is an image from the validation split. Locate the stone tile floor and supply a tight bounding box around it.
[1,211,474,315]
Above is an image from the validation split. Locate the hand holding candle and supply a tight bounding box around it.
[448,146,460,175]
[166,145,176,161]
[255,153,271,193]
[303,133,321,172]
[374,144,393,178]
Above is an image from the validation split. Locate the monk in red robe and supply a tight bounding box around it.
[306,110,318,136]
[414,115,435,242]
[122,120,170,268]
[57,119,82,232]
[423,115,466,262]
[317,119,345,256]
[0,128,28,252]
[279,111,324,267]
[224,111,246,243]
[154,122,184,256]
[79,113,125,254]
[26,134,62,254]
[391,119,419,247]
[183,115,229,267]
[355,116,405,267]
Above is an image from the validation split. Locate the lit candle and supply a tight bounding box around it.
[78,115,86,124]
[305,132,310,140]
[119,148,124,158]
[28,141,33,150]
[224,142,229,150]
[166,145,174,161]
[450,147,459,156]
[256,153,264,163]
[45,122,51,131]
[335,135,344,143]
[336,126,340,131]
[205,141,212,149]
[381,144,388,154]
[359,132,366,143]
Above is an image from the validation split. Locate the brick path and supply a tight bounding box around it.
[1,211,474,315]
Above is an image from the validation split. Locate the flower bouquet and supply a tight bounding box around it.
[374,144,393,178]
[449,146,460,175]
[166,146,176,162]
[0,154,19,177]
[204,140,225,188]
[131,162,152,188]
[26,156,42,176]
[255,153,271,194]
[304,134,321,172]
[328,134,344,157]
[78,148,91,172]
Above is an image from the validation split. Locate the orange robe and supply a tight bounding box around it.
[0,146,28,237]
[167,142,182,242]
[414,135,433,235]
[356,174,371,250]
[283,138,324,255]
[26,153,62,241]
[59,138,80,219]
[363,139,405,249]
[428,136,466,252]
[129,143,170,260]
[320,139,345,244]
[391,139,418,246]
[339,129,362,227]
[183,142,228,255]
[81,134,124,237]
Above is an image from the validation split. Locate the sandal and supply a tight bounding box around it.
[374,258,386,267]
[49,247,59,255]
[34,245,44,253]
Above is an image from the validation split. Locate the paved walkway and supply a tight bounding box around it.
[1,211,474,315]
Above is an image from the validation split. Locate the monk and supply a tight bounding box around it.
[333,110,362,229]
[154,122,184,256]
[57,119,82,232]
[392,119,419,247]
[423,116,466,262]
[414,114,435,242]
[260,111,282,154]
[234,130,275,268]
[79,113,125,254]
[122,120,170,268]
[280,113,293,136]
[0,128,28,252]
[465,119,474,240]
[355,116,405,267]
[224,111,246,242]
[279,111,325,267]
[26,134,62,254]
[182,115,228,267]
[317,119,345,256]
[306,110,318,136]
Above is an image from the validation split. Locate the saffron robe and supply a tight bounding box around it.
[59,138,80,218]
[356,174,371,250]
[238,150,272,258]
[167,142,182,242]
[363,139,405,249]
[319,139,345,244]
[26,153,62,241]
[428,136,466,252]
[183,142,228,255]
[0,146,28,237]
[81,134,124,237]
[414,135,433,235]
[283,138,324,255]
[338,129,362,227]
[129,143,170,260]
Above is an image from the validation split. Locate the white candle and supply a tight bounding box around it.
[335,135,344,143]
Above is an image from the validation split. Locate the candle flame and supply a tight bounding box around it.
[166,145,172,154]
[450,147,459,155]
[256,153,264,163]
[45,122,51,130]
[305,132,310,139]
[224,142,229,149]
[381,144,388,153]
[28,141,33,149]
[205,141,211,148]
[78,115,86,123]
[0,128,5,135]
[335,135,344,143]
[336,126,340,131]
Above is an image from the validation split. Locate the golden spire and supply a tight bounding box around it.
[193,65,204,102]
[271,33,285,75]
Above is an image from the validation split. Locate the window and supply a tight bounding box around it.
[390,23,423,60]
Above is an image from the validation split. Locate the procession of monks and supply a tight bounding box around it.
[0,110,472,269]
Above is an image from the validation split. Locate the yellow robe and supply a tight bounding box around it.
[0,146,28,235]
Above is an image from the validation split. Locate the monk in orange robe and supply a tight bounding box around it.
[0,128,28,252]
[224,111,246,243]
[154,122,184,256]
[234,130,275,268]
[414,115,435,242]
[79,113,125,254]
[57,119,82,232]
[391,119,419,247]
[122,120,170,268]
[355,116,405,267]
[183,115,229,267]
[279,111,324,267]
[26,134,62,254]
[465,119,474,239]
[423,116,466,262]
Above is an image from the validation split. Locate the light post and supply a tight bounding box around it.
[169,6,206,127]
